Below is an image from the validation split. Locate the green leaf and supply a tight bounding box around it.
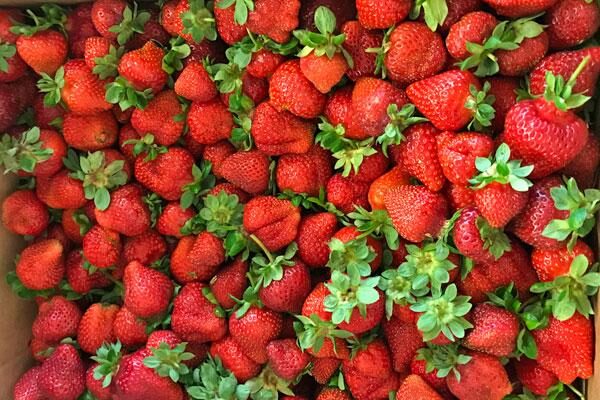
[314,6,336,35]
[0,42,16,73]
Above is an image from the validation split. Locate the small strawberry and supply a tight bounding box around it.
[546,0,600,49]
[485,76,519,133]
[32,93,65,129]
[243,196,301,252]
[32,296,82,346]
[82,224,122,268]
[13,366,44,400]
[296,212,338,268]
[229,305,283,364]
[123,230,167,265]
[437,131,494,186]
[220,150,270,194]
[266,338,311,380]
[310,357,341,384]
[367,166,410,210]
[131,90,185,146]
[399,123,445,192]
[0,45,27,83]
[157,201,195,238]
[16,239,64,291]
[396,375,443,400]
[83,36,112,70]
[209,336,262,382]
[174,60,217,102]
[77,303,119,354]
[187,98,234,145]
[463,303,519,357]
[355,0,412,29]
[36,169,87,209]
[94,184,151,237]
[65,250,112,294]
[326,173,370,213]
[341,20,381,80]
[123,260,173,319]
[316,388,352,400]
[1,189,49,236]
[38,344,86,400]
[65,3,98,58]
[245,0,301,44]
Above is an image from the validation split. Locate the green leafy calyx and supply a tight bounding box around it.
[469,143,533,191]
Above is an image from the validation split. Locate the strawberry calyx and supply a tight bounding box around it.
[416,342,472,381]
[327,237,376,283]
[37,66,65,107]
[105,76,154,110]
[411,283,473,342]
[10,4,67,36]
[505,383,575,400]
[109,2,151,46]
[324,270,380,324]
[464,82,496,131]
[93,45,125,80]
[162,36,191,75]
[143,341,196,382]
[249,241,298,288]
[376,103,428,157]
[316,117,377,177]
[469,143,533,191]
[125,134,167,161]
[180,160,217,209]
[63,149,128,210]
[181,0,217,43]
[143,192,164,228]
[92,341,124,388]
[410,0,449,32]
[197,190,244,236]
[201,286,227,317]
[278,188,347,219]
[245,365,295,398]
[348,206,399,250]
[530,254,600,321]
[378,267,418,319]
[366,26,393,79]
[0,42,16,73]
[542,177,600,251]
[476,216,512,260]
[294,313,354,355]
[72,209,92,236]
[458,15,545,77]
[543,56,592,111]
[185,355,251,399]
[294,6,353,67]
[216,0,255,25]
[0,126,54,174]
[399,242,458,295]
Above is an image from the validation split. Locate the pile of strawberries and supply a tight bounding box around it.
[2,0,600,398]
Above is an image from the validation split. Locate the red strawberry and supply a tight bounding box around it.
[38,344,85,400]
[485,76,519,133]
[297,212,338,268]
[513,358,559,396]
[16,30,67,75]
[0,9,23,44]
[561,133,600,189]
[171,282,228,343]
[83,35,111,70]
[266,338,311,380]
[276,145,332,196]
[446,184,476,210]
[123,260,173,319]
[243,196,301,252]
[209,336,262,382]
[531,239,595,281]
[131,90,184,146]
[399,123,445,192]
[482,0,558,18]
[91,0,126,39]
[32,296,82,345]
[0,75,36,131]
[446,351,512,400]
[410,356,451,397]
[246,0,301,44]
[229,306,283,364]
[383,316,425,374]
[174,61,217,102]
[86,363,111,400]
[113,305,148,348]
[316,388,352,400]
[157,201,195,238]
[341,20,381,80]
[463,303,519,357]
[95,184,151,237]
[259,258,312,313]
[65,250,112,294]
[32,93,65,129]
[367,166,410,210]
[1,190,49,236]
[62,111,119,151]
[16,239,64,291]
[82,225,121,268]
[446,11,498,61]
[187,98,233,145]
[299,51,348,93]
[251,101,314,155]
[299,0,356,31]
[311,357,341,384]
[326,173,370,213]
[384,185,448,243]
[355,0,411,29]
[13,366,44,400]
[213,0,247,45]
[123,230,167,265]
[77,303,119,354]
[209,183,250,202]
[546,0,600,49]
[0,50,27,83]
[118,41,167,92]
[383,21,447,86]
[396,375,443,400]
[66,3,98,58]
[453,207,512,263]
[36,170,86,209]
[324,85,353,128]
[170,232,225,283]
[247,49,286,78]
[437,131,494,186]
[210,257,249,309]
[55,59,113,115]
[220,150,270,194]
[496,31,549,77]
[269,60,326,119]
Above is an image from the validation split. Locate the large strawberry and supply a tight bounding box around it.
[209,336,262,382]
[220,150,270,195]
[131,90,185,146]
[170,232,225,283]
[243,196,301,252]
[32,296,82,346]
[229,305,283,364]
[266,338,311,380]
[276,145,332,195]
[546,0,600,49]
[462,303,519,357]
[436,131,494,186]
[187,98,234,145]
[94,184,151,237]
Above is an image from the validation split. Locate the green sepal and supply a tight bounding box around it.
[543,56,592,110]
[105,76,154,110]
[10,4,67,36]
[216,0,255,25]
[143,342,196,383]
[469,142,533,191]
[410,0,449,31]
[37,66,64,107]
[378,265,419,320]
[180,160,217,210]
[5,270,55,300]
[324,270,380,325]
[327,237,375,284]
[195,190,244,237]
[294,313,354,355]
[250,242,297,288]
[162,36,192,75]
[399,242,458,295]
[71,209,92,236]
[376,103,428,156]
[181,0,217,43]
[476,216,512,260]
[0,127,54,174]
[91,341,123,388]
[245,366,294,399]
[124,134,167,162]
[93,45,125,80]
[416,343,472,381]
[277,188,346,220]
[186,355,250,400]
[108,2,151,46]
[348,206,399,250]
[365,26,393,79]
[143,192,164,228]
[464,82,496,131]
[0,42,16,73]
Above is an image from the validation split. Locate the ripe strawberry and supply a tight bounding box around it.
[485,76,519,133]
[220,150,270,194]
[399,123,445,192]
[123,230,167,265]
[324,85,353,128]
[157,201,195,238]
[123,260,173,319]
[32,93,65,129]
[77,303,119,354]
[131,90,185,146]
[243,196,301,252]
[86,363,111,400]
[531,239,595,281]
[297,212,338,268]
[117,40,167,92]
[113,306,148,348]
[213,0,247,45]
[316,388,352,400]
[1,190,49,236]
[251,101,314,155]
[171,282,228,343]
[210,336,262,382]
[82,225,121,268]
[382,316,425,374]
[266,338,311,380]
[367,166,410,210]
[495,31,549,77]
[341,20,381,80]
[532,313,593,383]
[63,111,119,151]
[246,0,301,44]
[36,170,87,209]
[384,185,448,243]
[453,207,512,263]
[299,0,356,31]
[513,358,559,396]
[355,0,411,29]
[410,356,451,397]
[0,9,23,44]
[13,366,44,400]
[259,258,312,313]
[269,60,326,119]
[0,50,27,83]
[561,133,600,189]
[210,257,248,309]
[446,351,512,400]
[83,36,111,70]
[446,11,498,61]
[32,296,82,345]
[437,131,494,186]
[396,375,443,400]
[463,303,519,357]
[276,145,332,195]
[482,0,558,18]
[546,0,600,49]
[229,305,283,364]
[38,344,85,400]
[65,3,98,58]
[0,75,36,131]
[91,0,126,39]
[170,232,225,283]
[383,21,447,86]
[187,98,233,145]
[174,61,217,102]
[65,250,112,294]
[16,239,64,291]
[246,49,286,78]
[16,30,67,75]
[95,184,151,236]
[326,173,370,213]
[311,357,341,384]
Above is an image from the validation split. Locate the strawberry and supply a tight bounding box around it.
[157,201,195,238]
[546,0,600,49]
[469,143,533,227]
[174,61,217,102]
[532,313,593,383]
[65,3,98,58]
[367,166,410,210]
[38,344,86,400]
[16,239,64,291]
[485,76,519,133]
[91,0,126,39]
[1,189,49,236]
[36,170,87,209]
[113,306,148,348]
[171,282,228,343]
[407,70,494,131]
[382,316,425,374]
[243,196,301,252]
[513,358,559,396]
[123,230,167,265]
[276,145,332,195]
[123,260,173,319]
[269,60,327,119]
[65,250,112,294]
[399,123,445,192]
[463,303,519,357]
[296,212,338,268]
[77,303,119,354]
[245,0,301,44]
[16,30,67,75]
[82,225,122,268]
[355,0,411,29]
[187,98,233,145]
[384,185,448,243]
[208,183,250,202]
[257,254,312,313]
[531,239,595,281]
[32,93,65,129]
[453,207,512,263]
[220,150,270,194]
[131,90,185,146]
[117,40,167,93]
[410,356,451,397]
[482,0,558,18]
[446,351,512,400]
[561,133,600,189]
[83,36,112,70]
[209,336,262,382]
[341,20,381,80]
[311,357,341,383]
[436,131,494,186]
[95,184,151,236]
[324,85,353,128]
[210,257,249,308]
[326,173,370,213]
[0,48,27,83]
[247,48,286,78]
[0,75,36,131]
[266,338,311,380]
[63,111,119,151]
[170,232,226,283]
[496,32,549,77]
[13,366,44,400]
[316,388,352,400]
[213,0,247,45]
[32,296,82,345]
[446,11,498,61]
[229,305,283,364]
[382,21,447,86]
[396,375,443,400]
[86,363,111,400]
[0,9,23,44]
[251,101,314,155]
[501,59,590,178]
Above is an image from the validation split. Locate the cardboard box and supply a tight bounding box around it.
[0,1,598,399]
